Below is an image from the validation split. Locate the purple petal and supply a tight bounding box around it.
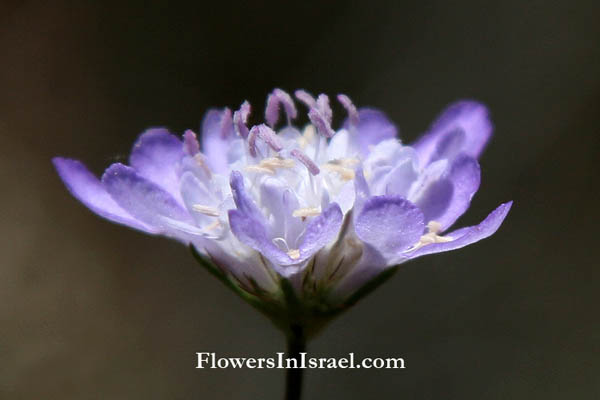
[228,209,292,266]
[350,108,398,157]
[413,101,492,166]
[353,167,371,211]
[355,195,425,256]
[200,109,235,173]
[411,155,481,230]
[53,157,156,233]
[405,201,512,259]
[102,163,193,232]
[229,171,267,224]
[332,243,388,299]
[438,155,481,229]
[129,128,185,201]
[259,177,302,240]
[298,203,343,259]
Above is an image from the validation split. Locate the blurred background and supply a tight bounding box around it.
[1,0,599,398]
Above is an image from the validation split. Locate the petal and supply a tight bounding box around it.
[129,128,185,202]
[229,171,267,224]
[201,109,234,173]
[410,155,481,230]
[53,158,156,233]
[228,209,292,266]
[180,171,217,225]
[404,201,512,259]
[437,155,481,229]
[331,243,388,299]
[355,195,425,256]
[102,163,193,234]
[298,202,343,259]
[259,176,303,241]
[351,108,398,157]
[413,101,492,166]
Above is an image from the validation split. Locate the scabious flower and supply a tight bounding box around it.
[53,89,511,336]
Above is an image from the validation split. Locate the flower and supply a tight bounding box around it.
[54,89,511,336]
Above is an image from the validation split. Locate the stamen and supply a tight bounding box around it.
[183,129,200,155]
[192,204,220,217]
[322,163,355,180]
[407,220,453,252]
[291,149,320,175]
[204,220,221,231]
[248,124,283,157]
[244,165,275,175]
[244,157,294,175]
[265,88,297,128]
[292,207,321,218]
[308,107,335,138]
[287,249,300,260]
[427,221,443,234]
[294,89,316,108]
[233,101,251,138]
[328,158,360,167]
[337,94,359,126]
[260,157,295,170]
[193,153,212,178]
[220,108,233,139]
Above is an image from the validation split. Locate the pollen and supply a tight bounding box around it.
[287,249,301,259]
[245,157,294,175]
[409,220,453,252]
[322,163,355,180]
[292,207,321,218]
[192,204,220,217]
[260,157,295,170]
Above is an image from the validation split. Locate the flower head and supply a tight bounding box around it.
[54,89,511,336]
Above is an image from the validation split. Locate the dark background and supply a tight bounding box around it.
[1,1,599,398]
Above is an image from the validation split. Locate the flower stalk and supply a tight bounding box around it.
[285,324,306,400]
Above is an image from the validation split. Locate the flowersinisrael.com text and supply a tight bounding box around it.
[196,352,405,369]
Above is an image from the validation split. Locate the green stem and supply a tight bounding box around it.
[285,324,306,400]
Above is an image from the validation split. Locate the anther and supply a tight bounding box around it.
[337,94,359,126]
[244,157,294,175]
[287,249,301,260]
[265,88,297,128]
[408,221,453,252]
[292,207,321,218]
[291,149,320,175]
[192,204,220,217]
[248,124,283,157]
[233,101,251,138]
[322,163,355,180]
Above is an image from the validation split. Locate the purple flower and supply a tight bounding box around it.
[54,89,511,332]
